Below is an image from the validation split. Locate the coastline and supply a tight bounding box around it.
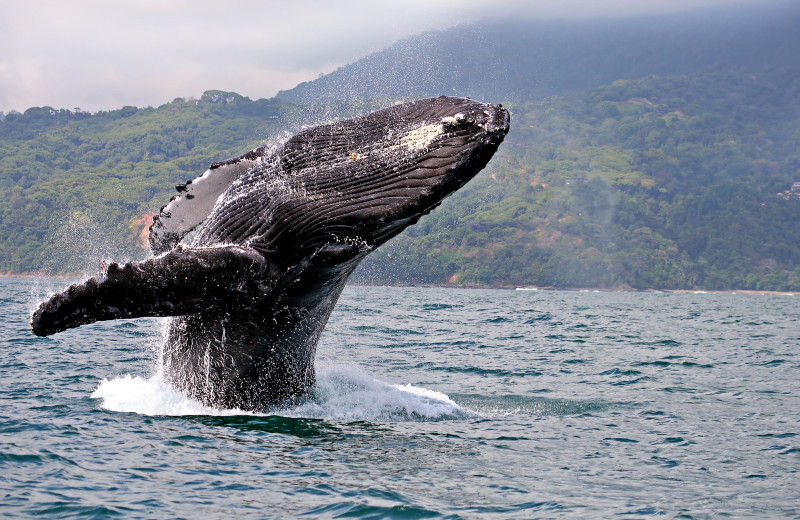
[660,288,796,296]
[351,281,798,296]
[512,286,796,296]
[4,274,795,296]
[1,273,79,279]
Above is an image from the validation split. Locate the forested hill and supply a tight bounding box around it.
[352,69,800,291]
[0,92,292,273]
[1,4,799,290]
[276,3,800,105]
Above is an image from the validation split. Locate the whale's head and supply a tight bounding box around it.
[321,96,510,249]
[197,96,510,265]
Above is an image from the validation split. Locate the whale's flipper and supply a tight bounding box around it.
[149,147,272,254]
[31,246,275,337]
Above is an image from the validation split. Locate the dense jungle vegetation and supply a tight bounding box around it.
[2,70,798,290]
[353,70,800,290]
[2,3,799,290]
[0,92,290,273]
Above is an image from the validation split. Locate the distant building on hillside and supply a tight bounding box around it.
[777,182,800,200]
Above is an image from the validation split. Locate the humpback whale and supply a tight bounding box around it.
[31,96,510,410]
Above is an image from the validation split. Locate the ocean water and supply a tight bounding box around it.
[2,277,798,519]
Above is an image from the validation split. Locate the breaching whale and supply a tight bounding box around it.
[31,96,510,410]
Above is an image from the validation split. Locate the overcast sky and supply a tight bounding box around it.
[0,0,771,113]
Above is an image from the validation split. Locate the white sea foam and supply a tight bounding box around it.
[288,364,466,421]
[91,365,466,422]
[91,374,247,416]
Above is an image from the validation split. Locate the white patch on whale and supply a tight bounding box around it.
[391,121,445,152]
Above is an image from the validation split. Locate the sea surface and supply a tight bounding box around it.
[1,277,798,519]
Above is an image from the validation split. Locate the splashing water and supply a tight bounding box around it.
[91,364,468,422]
[42,208,143,276]
[91,374,229,416]
[290,365,468,421]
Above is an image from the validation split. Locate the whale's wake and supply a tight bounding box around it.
[91,365,468,422]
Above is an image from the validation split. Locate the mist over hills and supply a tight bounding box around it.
[277,3,800,105]
[1,3,799,290]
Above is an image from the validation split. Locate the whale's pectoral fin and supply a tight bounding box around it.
[31,245,277,337]
[149,146,272,254]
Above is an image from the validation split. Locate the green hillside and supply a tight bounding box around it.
[0,92,291,273]
[2,70,797,290]
[1,5,799,290]
[352,70,800,290]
